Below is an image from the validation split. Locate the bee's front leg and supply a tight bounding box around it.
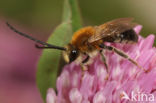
[99,50,108,72]
[80,54,90,71]
[80,63,88,78]
[82,55,90,64]
[80,63,88,71]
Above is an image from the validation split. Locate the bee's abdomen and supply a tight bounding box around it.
[114,29,138,43]
[122,29,138,42]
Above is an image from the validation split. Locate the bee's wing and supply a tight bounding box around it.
[88,18,138,43]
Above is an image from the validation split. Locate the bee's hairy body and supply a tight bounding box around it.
[64,19,138,63]
[70,26,137,53]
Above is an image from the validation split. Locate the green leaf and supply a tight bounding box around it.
[62,0,71,22]
[37,22,72,100]
[69,0,82,32]
[36,0,82,101]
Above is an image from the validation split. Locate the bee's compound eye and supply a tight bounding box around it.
[72,50,77,54]
[69,50,79,63]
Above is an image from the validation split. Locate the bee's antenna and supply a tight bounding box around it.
[6,22,66,51]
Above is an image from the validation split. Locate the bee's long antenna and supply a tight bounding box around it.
[6,22,66,51]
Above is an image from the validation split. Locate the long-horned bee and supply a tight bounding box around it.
[6,18,145,72]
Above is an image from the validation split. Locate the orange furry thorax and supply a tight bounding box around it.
[70,26,102,53]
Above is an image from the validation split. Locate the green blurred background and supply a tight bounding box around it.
[0,0,156,39]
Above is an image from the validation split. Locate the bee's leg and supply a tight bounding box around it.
[99,44,147,72]
[82,55,90,64]
[99,50,108,72]
[81,54,90,71]
[80,63,88,79]
[80,63,87,71]
[80,54,90,77]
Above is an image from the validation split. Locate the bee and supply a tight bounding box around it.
[6,18,146,72]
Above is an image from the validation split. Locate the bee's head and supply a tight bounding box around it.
[63,44,79,63]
